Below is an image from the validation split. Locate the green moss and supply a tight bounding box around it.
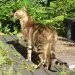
[0,40,35,74]
[22,62,34,72]
[17,72,22,75]
[0,49,8,56]
[0,56,12,65]
[71,68,75,75]
[59,70,67,75]
[0,42,13,65]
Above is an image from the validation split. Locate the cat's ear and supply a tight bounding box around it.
[22,7,27,11]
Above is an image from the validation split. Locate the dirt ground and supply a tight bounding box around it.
[55,36,75,69]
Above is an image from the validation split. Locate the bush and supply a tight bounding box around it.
[0,0,24,34]
[0,0,75,36]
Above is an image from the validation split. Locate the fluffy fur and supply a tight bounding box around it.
[14,7,57,70]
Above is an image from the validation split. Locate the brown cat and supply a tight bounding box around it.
[14,7,57,70]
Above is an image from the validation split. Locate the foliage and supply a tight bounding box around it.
[0,0,75,36]
[0,0,24,34]
[20,0,75,36]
